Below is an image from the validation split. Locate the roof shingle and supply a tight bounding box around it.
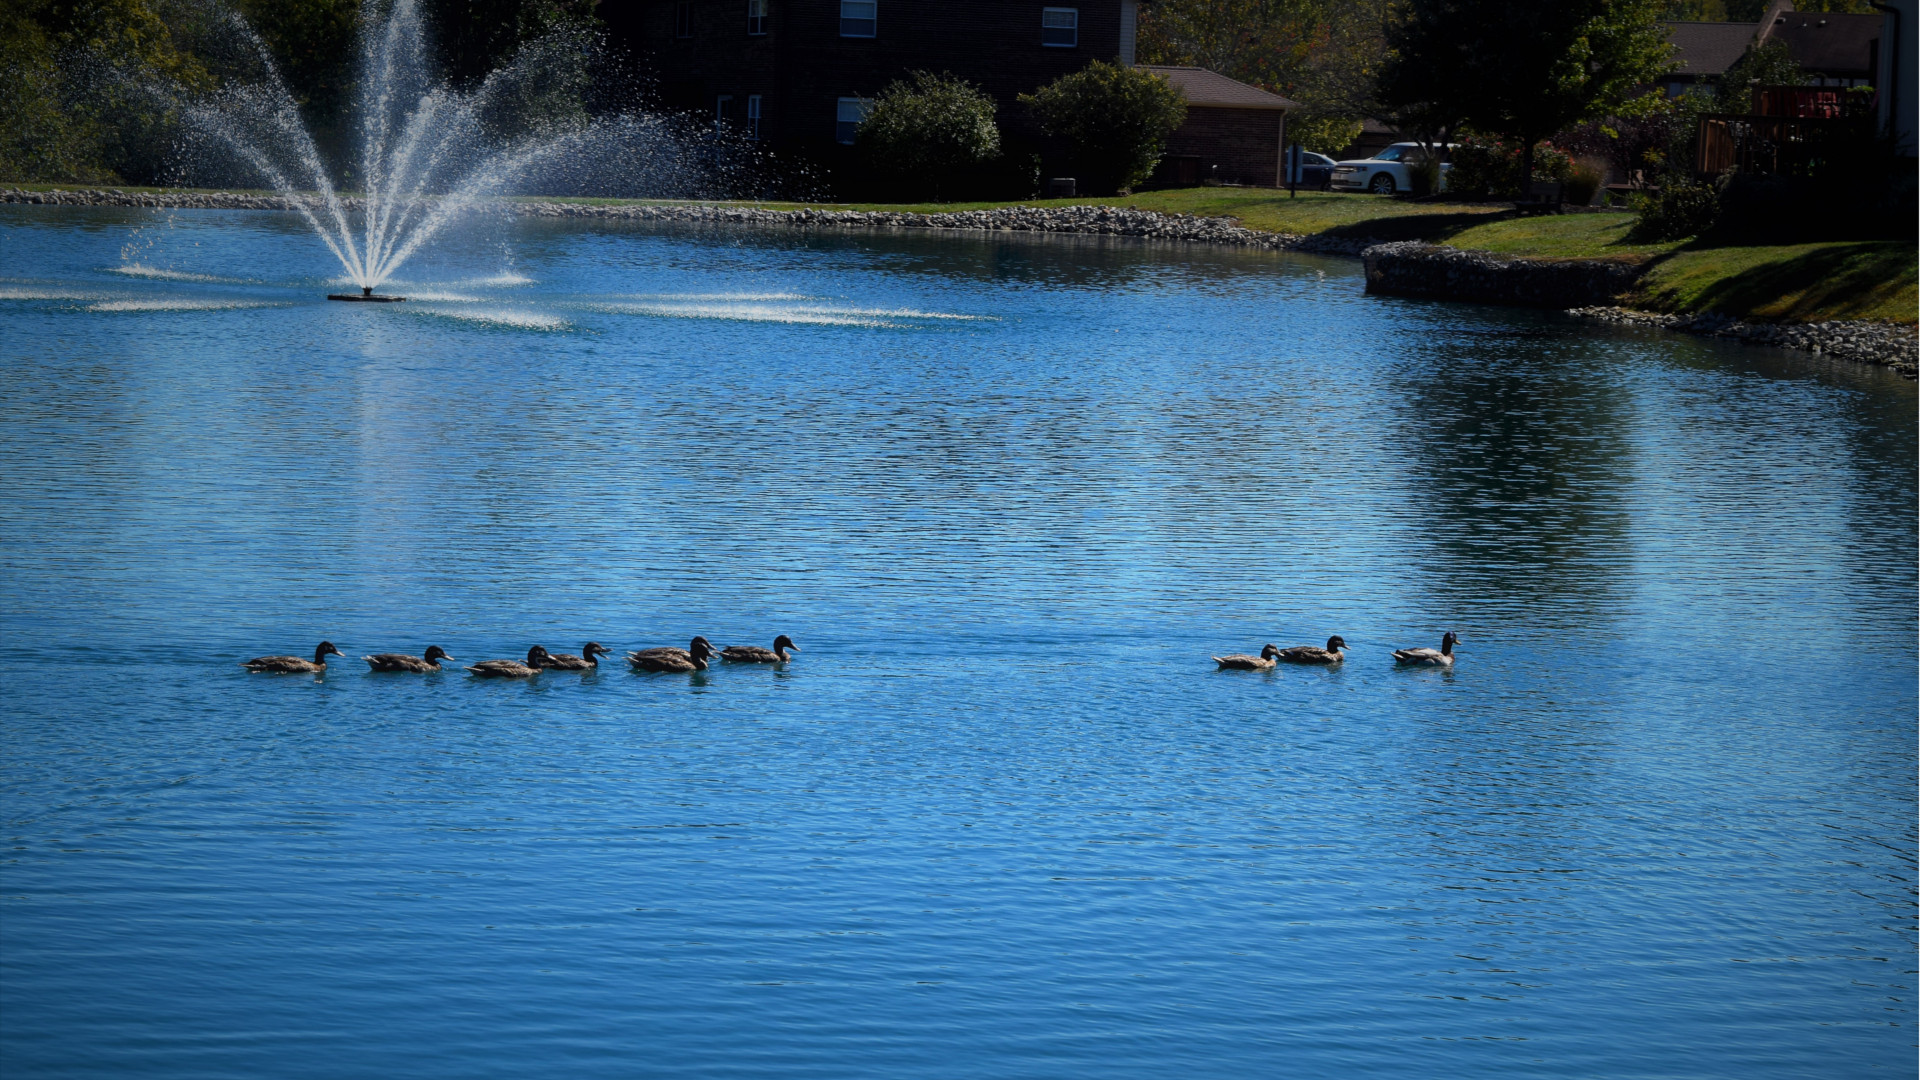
[1138,66,1298,110]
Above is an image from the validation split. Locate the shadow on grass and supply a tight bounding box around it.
[1318,209,1520,244]
[1642,241,1915,321]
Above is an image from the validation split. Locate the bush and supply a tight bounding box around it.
[855,71,1001,201]
[1020,60,1186,195]
[1629,176,1720,240]
[1565,161,1604,206]
[1444,136,1573,199]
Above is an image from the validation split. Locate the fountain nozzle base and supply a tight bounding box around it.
[328,291,407,302]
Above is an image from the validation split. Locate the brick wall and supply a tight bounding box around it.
[1160,106,1283,187]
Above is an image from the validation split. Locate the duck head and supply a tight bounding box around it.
[526,645,554,666]
[584,642,610,660]
[314,641,343,664]
[773,634,798,655]
[424,645,453,663]
[1441,631,1458,654]
[1326,635,1347,652]
[1261,644,1281,660]
[688,636,713,653]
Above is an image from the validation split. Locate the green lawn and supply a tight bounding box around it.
[12,180,1913,323]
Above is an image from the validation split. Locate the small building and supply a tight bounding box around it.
[1661,0,1885,98]
[601,0,1141,151]
[1139,67,1295,187]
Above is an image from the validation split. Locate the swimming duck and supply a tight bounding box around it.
[244,641,342,673]
[1277,636,1347,665]
[1213,645,1282,670]
[468,645,552,678]
[629,638,715,673]
[364,645,453,672]
[1392,632,1458,667]
[542,642,611,670]
[722,635,798,663]
[627,637,712,666]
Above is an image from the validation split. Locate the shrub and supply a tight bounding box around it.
[1444,135,1572,199]
[856,71,1001,201]
[1020,60,1186,195]
[1629,176,1720,240]
[1565,161,1604,206]
[1409,154,1441,196]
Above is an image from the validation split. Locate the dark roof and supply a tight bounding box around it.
[1770,12,1881,76]
[1139,66,1298,110]
[1665,21,1759,77]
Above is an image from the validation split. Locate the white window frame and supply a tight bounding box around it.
[746,0,766,35]
[839,0,876,37]
[673,1,692,38]
[747,94,762,139]
[1041,7,1077,47]
[716,94,734,130]
[835,96,870,144]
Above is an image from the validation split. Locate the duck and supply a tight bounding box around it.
[626,636,712,667]
[629,637,716,673]
[364,645,453,672]
[542,642,611,670]
[243,641,342,673]
[1213,644,1282,670]
[468,645,552,678]
[1393,632,1459,667]
[722,635,798,663]
[1277,636,1347,665]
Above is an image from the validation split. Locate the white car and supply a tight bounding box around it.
[1329,142,1455,195]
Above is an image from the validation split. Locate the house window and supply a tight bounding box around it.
[746,0,766,35]
[836,97,870,144]
[840,0,875,37]
[716,94,735,130]
[1041,7,1077,46]
[747,94,762,139]
[674,1,692,38]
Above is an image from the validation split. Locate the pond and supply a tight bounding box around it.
[1,207,1913,1078]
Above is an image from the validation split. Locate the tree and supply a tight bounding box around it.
[1020,61,1186,194]
[1380,0,1675,189]
[856,71,1001,200]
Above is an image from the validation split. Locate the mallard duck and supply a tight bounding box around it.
[244,641,342,673]
[1393,632,1458,667]
[468,645,552,678]
[364,645,453,672]
[1213,644,1282,670]
[1277,636,1347,664]
[722,635,798,663]
[629,638,715,673]
[542,642,611,670]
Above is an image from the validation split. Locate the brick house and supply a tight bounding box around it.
[1141,66,1294,187]
[1661,0,1885,97]
[601,0,1141,151]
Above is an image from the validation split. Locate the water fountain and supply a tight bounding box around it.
[182,0,710,300]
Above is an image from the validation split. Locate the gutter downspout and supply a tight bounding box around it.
[1868,2,1900,142]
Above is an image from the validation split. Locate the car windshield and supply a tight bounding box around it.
[1376,146,1404,161]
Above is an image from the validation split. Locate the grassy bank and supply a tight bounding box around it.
[10,181,1913,323]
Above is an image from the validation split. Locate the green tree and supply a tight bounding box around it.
[856,71,1001,201]
[1380,0,1676,188]
[1714,37,1803,110]
[1020,60,1186,194]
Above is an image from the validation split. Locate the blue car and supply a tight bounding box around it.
[1284,150,1336,190]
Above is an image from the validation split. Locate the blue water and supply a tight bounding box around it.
[2,206,1913,1078]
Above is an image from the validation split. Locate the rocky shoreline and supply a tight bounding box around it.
[8,186,1912,377]
[1361,240,1644,310]
[1568,306,1918,378]
[0,187,1376,256]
